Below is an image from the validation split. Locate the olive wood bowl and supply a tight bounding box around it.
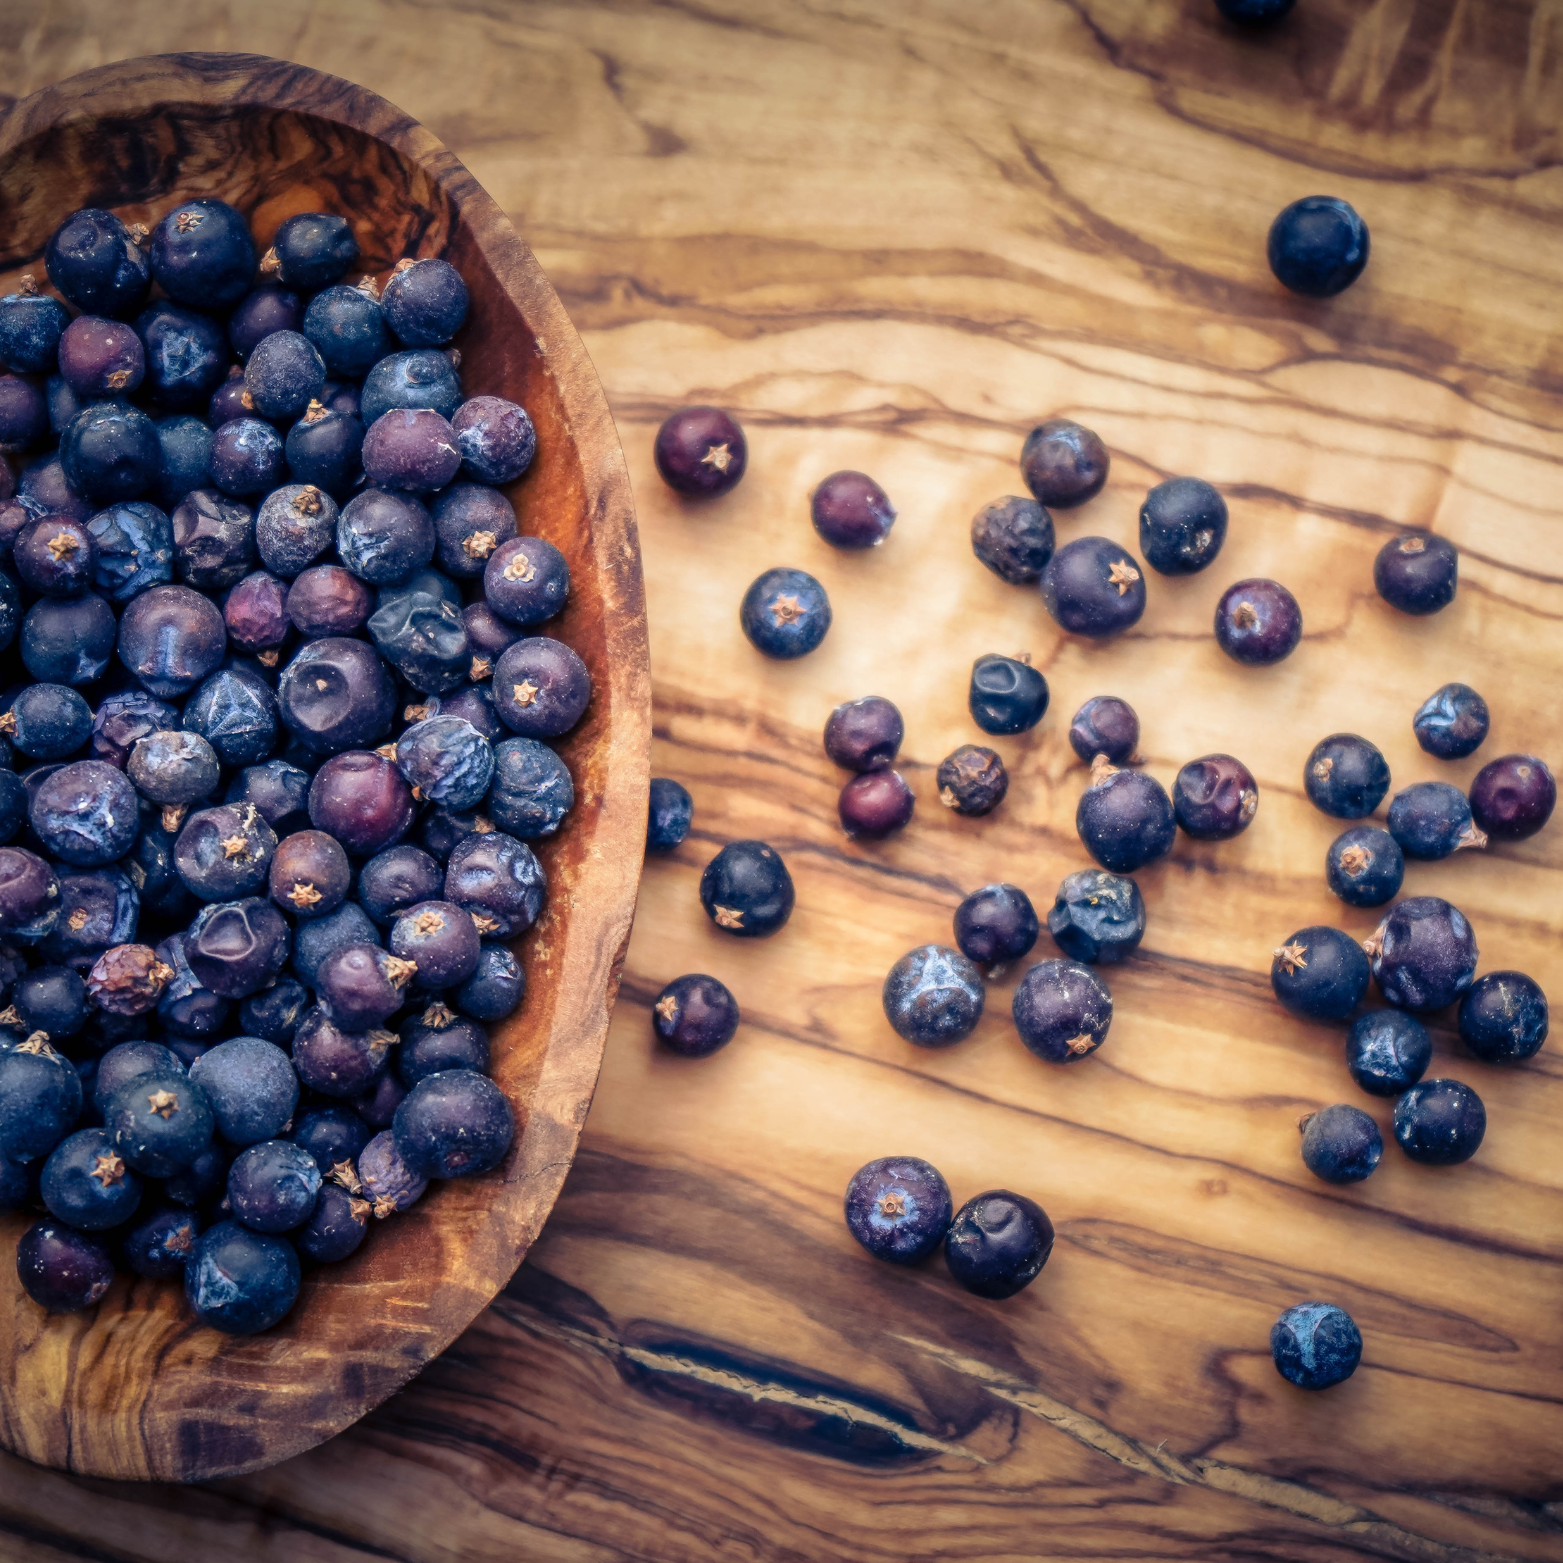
[0,52,648,1482]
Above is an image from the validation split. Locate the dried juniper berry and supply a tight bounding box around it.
[174,803,276,902]
[1215,578,1301,665]
[149,199,255,311]
[86,499,174,602]
[394,1069,513,1179]
[353,1070,408,1131]
[265,213,358,291]
[844,1157,951,1264]
[1076,760,1175,873]
[337,487,436,585]
[1173,754,1257,841]
[1040,537,1145,637]
[184,1220,300,1334]
[237,978,309,1048]
[651,973,738,1058]
[944,1190,1053,1299]
[355,845,441,929]
[0,373,47,449]
[390,900,480,989]
[60,402,160,507]
[295,1182,368,1263]
[1021,418,1108,508]
[19,454,90,520]
[1268,196,1369,298]
[105,1068,213,1176]
[14,515,97,598]
[1458,972,1548,1063]
[654,406,746,498]
[292,1104,372,1175]
[1270,1302,1361,1391]
[431,483,516,580]
[1367,896,1477,1013]
[362,408,462,493]
[226,760,311,838]
[1139,477,1227,575]
[41,1127,141,1230]
[395,716,492,810]
[228,1139,321,1234]
[494,636,592,737]
[31,762,139,867]
[1393,1078,1485,1165]
[840,770,914,838]
[882,945,985,1047]
[12,680,93,758]
[1304,734,1390,820]
[0,1039,81,1161]
[0,847,62,940]
[155,415,214,508]
[211,363,253,427]
[14,963,88,1037]
[395,1009,485,1089]
[360,348,463,426]
[308,751,415,857]
[1271,927,1369,1021]
[285,401,364,494]
[223,570,290,658]
[46,872,138,972]
[740,566,831,659]
[937,745,1007,817]
[824,696,902,773]
[286,564,371,638]
[185,897,290,998]
[184,1037,297,1148]
[255,482,338,578]
[1299,1104,1382,1185]
[268,828,351,921]
[1068,696,1138,766]
[16,1219,114,1312]
[137,301,228,409]
[1388,781,1484,861]
[1469,754,1555,841]
[128,730,220,804]
[970,495,1054,584]
[1412,683,1488,761]
[1216,0,1295,20]
[699,839,792,939]
[292,906,379,993]
[291,1005,393,1098]
[226,284,303,359]
[1047,869,1145,965]
[382,257,469,347]
[122,1204,203,1279]
[483,536,569,627]
[0,279,68,375]
[209,418,285,498]
[646,776,692,853]
[21,597,115,686]
[1345,1009,1431,1097]
[368,589,470,695]
[1013,958,1112,1061]
[451,396,536,485]
[1374,532,1456,615]
[45,209,150,318]
[969,654,1048,735]
[438,684,504,743]
[1325,826,1403,908]
[811,470,895,549]
[59,314,144,397]
[277,638,396,755]
[954,883,1039,969]
[445,830,547,936]
[302,283,392,377]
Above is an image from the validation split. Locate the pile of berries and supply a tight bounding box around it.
[0,197,579,1334]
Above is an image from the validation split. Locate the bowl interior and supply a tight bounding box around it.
[0,76,643,1480]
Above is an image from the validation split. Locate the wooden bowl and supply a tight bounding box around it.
[0,53,649,1481]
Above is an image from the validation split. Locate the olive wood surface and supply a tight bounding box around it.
[0,3,1559,1560]
[0,52,649,1482]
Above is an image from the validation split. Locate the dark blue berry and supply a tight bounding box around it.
[226,286,303,359]
[1368,895,1477,1013]
[150,200,257,312]
[277,638,396,755]
[92,1040,186,1118]
[1139,477,1226,574]
[451,396,535,485]
[285,403,364,494]
[1069,695,1138,764]
[968,653,1048,735]
[1268,197,1369,298]
[292,1105,372,1175]
[400,1010,490,1086]
[1013,958,1112,1061]
[121,1204,202,1279]
[368,591,471,695]
[15,515,96,598]
[740,567,831,659]
[16,1218,114,1311]
[1046,869,1145,964]
[31,761,139,866]
[1458,972,1548,1063]
[1021,419,1108,508]
[654,406,746,498]
[354,845,441,929]
[1393,1078,1485,1165]
[431,483,516,577]
[493,636,591,737]
[954,883,1038,968]
[42,868,137,971]
[188,1037,297,1147]
[183,668,279,767]
[86,499,174,601]
[1214,578,1301,665]
[699,839,793,938]
[228,1139,321,1233]
[21,597,115,685]
[882,945,984,1047]
[135,301,229,408]
[382,258,469,347]
[1299,1104,1382,1184]
[1173,753,1257,840]
[173,802,276,901]
[337,487,436,586]
[394,715,492,810]
[1271,926,1369,1021]
[445,831,547,936]
[1076,764,1176,873]
[0,374,47,448]
[944,1190,1053,1299]
[1325,826,1403,908]
[1470,754,1555,841]
[303,284,392,378]
[210,417,285,497]
[294,905,380,992]
[1040,537,1145,637]
[360,348,462,425]
[483,536,569,628]
[184,1219,300,1334]
[844,1156,951,1264]
[295,1182,368,1263]
[42,1127,143,1229]
[154,415,214,509]
[651,973,737,1057]
[237,978,309,1047]
[185,897,290,998]
[0,846,62,940]
[646,776,692,853]
[487,737,573,840]
[244,330,325,421]
[1271,1302,1361,1390]
[0,1039,81,1160]
[1388,781,1483,861]
[45,209,150,317]
[226,759,312,837]
[389,900,480,990]
[1305,734,1389,819]
[1374,532,1457,614]
[268,213,358,290]
[969,495,1053,584]
[1345,1009,1431,1097]
[105,1068,213,1177]
[14,964,88,1037]
[0,285,68,374]
[393,1069,514,1179]
[362,407,461,492]
[60,402,160,503]
[1412,682,1488,761]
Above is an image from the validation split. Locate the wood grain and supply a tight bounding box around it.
[0,1,1559,1559]
[0,52,648,1482]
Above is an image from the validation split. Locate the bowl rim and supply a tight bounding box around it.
[0,50,649,1481]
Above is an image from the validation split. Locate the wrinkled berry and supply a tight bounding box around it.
[1413,682,1488,761]
[1021,419,1108,508]
[970,496,1053,584]
[936,745,1007,817]
[1299,1104,1382,1184]
[1393,1078,1485,1165]
[1271,1301,1361,1390]
[1173,753,1257,840]
[1047,869,1145,964]
[944,1190,1053,1299]
[1345,1009,1431,1097]
[1139,477,1226,574]
[882,945,985,1047]
[1458,971,1547,1063]
[1368,896,1477,1013]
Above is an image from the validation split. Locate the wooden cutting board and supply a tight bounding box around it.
[0,1,1559,1559]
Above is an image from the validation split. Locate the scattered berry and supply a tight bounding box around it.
[1012,958,1112,1061]
[1047,869,1145,964]
[968,654,1048,735]
[1267,197,1369,298]
[1325,826,1403,908]
[1387,781,1485,860]
[970,496,1053,584]
[652,973,739,1057]
[1139,477,1226,574]
[646,779,693,853]
[1076,760,1175,873]
[1271,927,1369,1021]
[1173,754,1257,840]
[1367,895,1477,1013]
[1068,696,1138,765]
[1458,972,1547,1063]
[1374,533,1457,616]
[839,770,915,838]
[1304,733,1390,819]
[844,1157,952,1264]
[944,1190,1053,1299]
[824,696,902,772]
[1021,419,1108,508]
[700,840,794,938]
[954,884,1039,969]
[740,567,831,659]
[937,745,1008,817]
[654,406,746,498]
[1270,1302,1361,1390]
[1469,754,1555,841]
[1345,1009,1431,1097]
[1393,1078,1485,1165]
[882,945,985,1047]
[1412,682,1488,761]
[1040,537,1146,637]
[1214,578,1301,665]
[1299,1104,1382,1184]
[811,470,895,549]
